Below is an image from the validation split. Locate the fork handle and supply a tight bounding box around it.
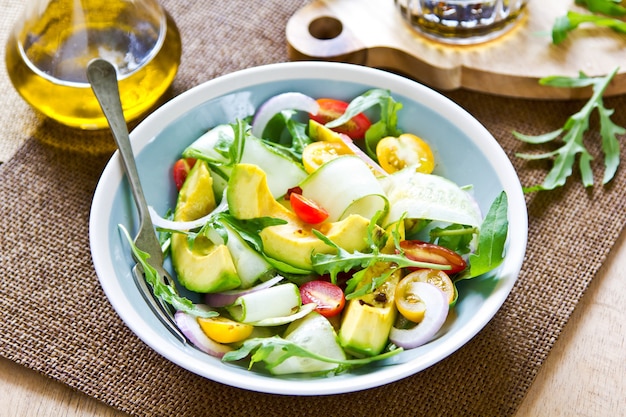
[87,59,164,266]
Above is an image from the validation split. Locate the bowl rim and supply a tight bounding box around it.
[90,61,528,395]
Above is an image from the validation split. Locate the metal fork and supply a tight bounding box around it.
[87,58,186,344]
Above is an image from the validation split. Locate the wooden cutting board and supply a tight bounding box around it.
[286,0,626,99]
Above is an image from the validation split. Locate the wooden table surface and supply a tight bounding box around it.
[1,226,624,416]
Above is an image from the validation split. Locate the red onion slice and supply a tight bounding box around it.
[205,275,284,307]
[252,92,319,139]
[337,134,388,177]
[174,310,233,358]
[389,282,449,349]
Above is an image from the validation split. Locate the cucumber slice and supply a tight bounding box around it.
[300,155,388,222]
[183,124,233,164]
[249,303,316,327]
[380,168,483,228]
[226,283,301,323]
[269,311,346,375]
[184,124,307,198]
[242,136,307,198]
[205,222,274,289]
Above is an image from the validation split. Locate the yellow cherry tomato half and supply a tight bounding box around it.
[302,140,352,173]
[395,278,427,323]
[197,316,254,344]
[395,269,455,323]
[376,133,435,174]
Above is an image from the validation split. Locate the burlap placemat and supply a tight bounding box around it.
[1,1,625,416]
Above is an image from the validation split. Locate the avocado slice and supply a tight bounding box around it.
[171,160,240,293]
[338,263,401,357]
[338,222,404,357]
[227,163,371,271]
[308,119,346,142]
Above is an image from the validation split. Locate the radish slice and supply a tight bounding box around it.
[389,282,449,349]
[174,310,233,358]
[252,92,319,139]
[205,275,284,307]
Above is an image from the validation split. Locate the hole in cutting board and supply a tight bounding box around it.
[309,16,343,40]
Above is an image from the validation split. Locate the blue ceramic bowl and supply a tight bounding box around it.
[90,62,527,395]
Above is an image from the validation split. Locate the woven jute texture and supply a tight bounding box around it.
[1,1,625,416]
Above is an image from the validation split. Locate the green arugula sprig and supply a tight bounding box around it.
[222,336,402,373]
[553,11,626,44]
[310,211,451,290]
[119,225,217,318]
[576,0,626,16]
[456,191,509,280]
[343,267,397,301]
[428,224,476,255]
[260,111,312,161]
[513,68,624,192]
[553,0,626,44]
[183,119,247,167]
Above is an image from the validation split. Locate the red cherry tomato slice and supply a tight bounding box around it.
[309,98,371,140]
[289,192,329,224]
[299,280,346,318]
[399,240,467,275]
[172,158,196,191]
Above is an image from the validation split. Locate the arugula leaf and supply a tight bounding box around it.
[157,208,173,255]
[183,119,248,168]
[344,267,397,300]
[118,225,218,318]
[428,224,476,255]
[222,336,402,371]
[597,102,623,183]
[284,118,312,158]
[575,0,626,17]
[219,214,288,253]
[259,111,312,162]
[553,11,626,44]
[457,191,509,280]
[514,68,624,192]
[229,119,247,165]
[324,89,403,159]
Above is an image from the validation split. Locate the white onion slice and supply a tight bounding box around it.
[252,92,319,138]
[205,275,284,307]
[389,282,449,349]
[149,206,214,231]
[337,134,388,177]
[148,190,228,231]
[174,310,233,358]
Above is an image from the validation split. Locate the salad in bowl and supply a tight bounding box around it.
[90,62,527,395]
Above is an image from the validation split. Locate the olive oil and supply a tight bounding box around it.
[395,0,527,45]
[5,1,181,129]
